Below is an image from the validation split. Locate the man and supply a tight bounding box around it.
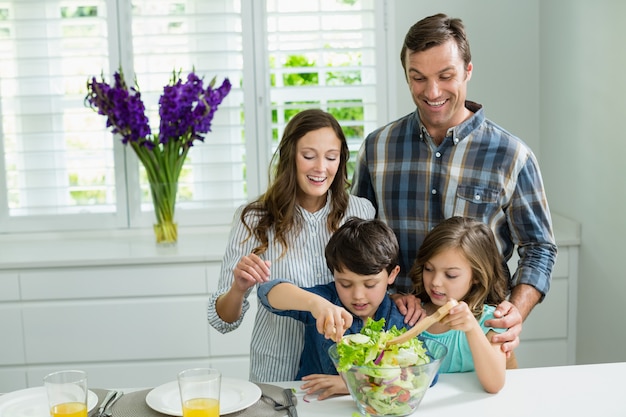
[352,13,557,355]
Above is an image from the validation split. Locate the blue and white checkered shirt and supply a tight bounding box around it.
[352,101,557,297]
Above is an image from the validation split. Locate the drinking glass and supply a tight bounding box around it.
[177,368,221,417]
[43,370,88,417]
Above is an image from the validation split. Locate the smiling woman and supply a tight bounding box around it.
[0,0,382,235]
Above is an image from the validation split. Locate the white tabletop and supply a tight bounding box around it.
[278,362,625,416]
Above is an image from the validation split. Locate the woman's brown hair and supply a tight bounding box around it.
[240,109,350,257]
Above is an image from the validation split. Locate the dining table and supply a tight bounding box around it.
[1,362,623,417]
[275,361,626,416]
[115,361,624,416]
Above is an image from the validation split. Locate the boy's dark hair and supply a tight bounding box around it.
[325,217,399,276]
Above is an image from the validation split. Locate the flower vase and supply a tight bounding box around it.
[149,182,179,246]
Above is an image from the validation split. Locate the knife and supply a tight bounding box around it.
[102,390,124,417]
[93,390,117,417]
[282,388,297,417]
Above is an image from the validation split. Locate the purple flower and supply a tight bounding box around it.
[158,73,232,146]
[85,69,231,228]
[85,69,230,150]
[85,71,151,146]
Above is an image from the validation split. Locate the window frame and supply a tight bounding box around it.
[0,0,390,236]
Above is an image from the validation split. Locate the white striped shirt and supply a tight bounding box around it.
[207,194,375,382]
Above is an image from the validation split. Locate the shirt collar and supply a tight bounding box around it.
[297,192,331,222]
[414,100,485,145]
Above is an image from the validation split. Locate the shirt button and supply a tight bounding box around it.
[435,152,441,158]
[475,194,481,201]
[431,189,437,195]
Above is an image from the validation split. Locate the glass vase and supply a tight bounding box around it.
[149,182,178,246]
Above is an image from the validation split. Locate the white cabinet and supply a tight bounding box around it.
[512,214,580,368]
[0,229,257,393]
[0,215,579,392]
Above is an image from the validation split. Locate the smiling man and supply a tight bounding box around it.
[351,13,557,358]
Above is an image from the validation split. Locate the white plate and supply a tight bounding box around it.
[0,386,98,417]
[146,378,262,416]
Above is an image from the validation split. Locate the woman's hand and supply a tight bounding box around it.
[391,293,427,326]
[300,374,349,400]
[232,253,271,292]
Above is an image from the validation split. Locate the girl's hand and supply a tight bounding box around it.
[232,253,271,292]
[300,374,349,400]
[440,301,479,333]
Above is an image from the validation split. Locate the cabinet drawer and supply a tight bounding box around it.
[0,369,27,393]
[22,297,210,363]
[0,272,20,301]
[521,278,568,340]
[209,292,256,357]
[20,264,207,300]
[26,360,214,390]
[515,338,570,368]
[0,306,25,365]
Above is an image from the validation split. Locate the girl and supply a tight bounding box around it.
[409,216,516,393]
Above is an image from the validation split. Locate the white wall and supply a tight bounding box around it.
[539,0,626,364]
[388,0,626,365]
[387,0,540,153]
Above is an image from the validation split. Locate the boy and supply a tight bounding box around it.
[257,217,409,399]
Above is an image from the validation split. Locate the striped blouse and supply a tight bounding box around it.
[207,193,375,382]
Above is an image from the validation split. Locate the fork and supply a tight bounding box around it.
[260,391,297,417]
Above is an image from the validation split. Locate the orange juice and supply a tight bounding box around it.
[182,398,219,417]
[50,402,87,417]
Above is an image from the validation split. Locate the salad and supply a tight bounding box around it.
[332,318,437,416]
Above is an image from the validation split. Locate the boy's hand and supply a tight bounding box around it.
[300,374,349,400]
[314,305,353,342]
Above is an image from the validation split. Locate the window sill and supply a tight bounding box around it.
[0,226,231,270]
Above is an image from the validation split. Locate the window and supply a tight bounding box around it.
[0,0,383,234]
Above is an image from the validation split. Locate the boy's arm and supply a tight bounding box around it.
[262,281,353,341]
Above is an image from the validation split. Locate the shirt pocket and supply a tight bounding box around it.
[453,184,501,221]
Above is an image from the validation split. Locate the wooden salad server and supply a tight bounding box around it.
[386,299,459,346]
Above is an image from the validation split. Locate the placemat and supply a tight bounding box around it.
[92,383,295,417]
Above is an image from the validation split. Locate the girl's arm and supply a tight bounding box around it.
[443,302,506,393]
[265,282,353,341]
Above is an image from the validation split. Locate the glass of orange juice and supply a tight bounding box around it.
[43,370,88,417]
[177,368,221,417]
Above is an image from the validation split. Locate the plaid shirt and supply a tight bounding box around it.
[352,101,557,298]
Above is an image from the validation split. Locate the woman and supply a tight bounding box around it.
[207,109,376,382]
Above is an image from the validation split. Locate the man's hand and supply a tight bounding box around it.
[300,374,348,400]
[390,293,427,326]
[484,300,522,354]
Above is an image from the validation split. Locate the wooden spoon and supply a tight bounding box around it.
[386,299,458,346]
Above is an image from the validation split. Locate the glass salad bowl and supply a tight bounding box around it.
[329,337,447,416]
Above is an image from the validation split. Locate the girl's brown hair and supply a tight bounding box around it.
[409,217,508,319]
[241,109,350,257]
